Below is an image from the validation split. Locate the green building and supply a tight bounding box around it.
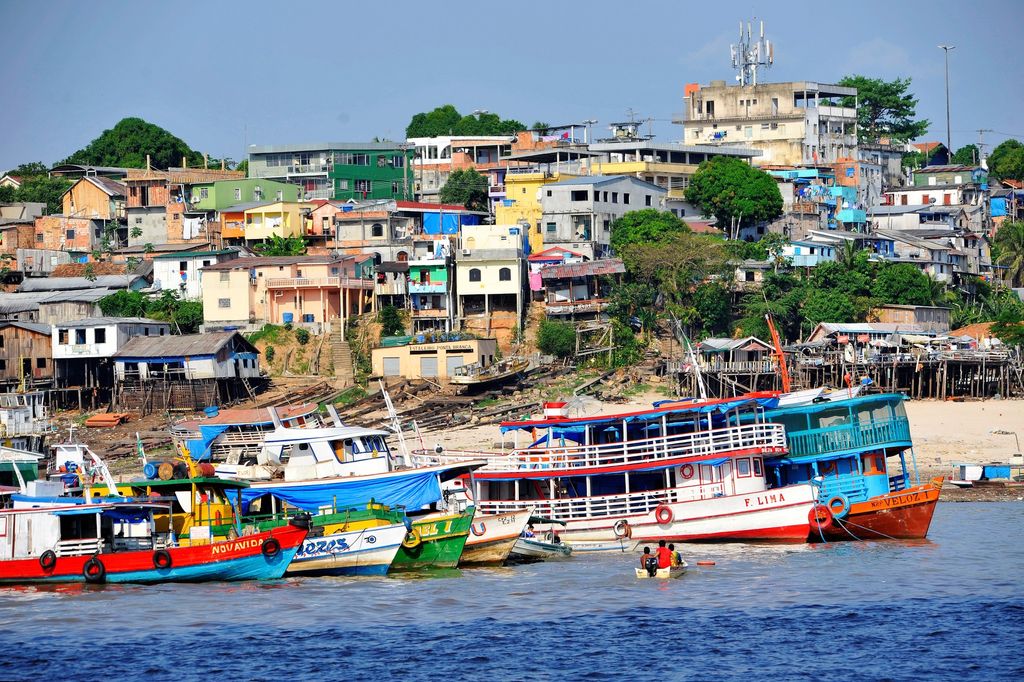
[189,178,301,210]
[329,148,415,202]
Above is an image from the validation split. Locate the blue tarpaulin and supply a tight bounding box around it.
[231,468,443,514]
[184,424,231,461]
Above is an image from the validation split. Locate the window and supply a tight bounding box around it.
[355,179,372,193]
[570,190,588,202]
[944,194,951,205]
[218,298,231,308]
[922,194,930,205]
[371,223,384,237]
[928,176,937,186]
[219,271,230,282]
[546,190,552,197]
[744,271,755,282]
[623,193,630,205]
[234,188,242,200]
[390,155,405,168]
[0,335,3,348]
[58,329,68,345]
[753,458,763,477]
[0,360,5,371]
[645,195,652,207]
[498,267,511,281]
[94,328,106,344]
[135,217,143,224]
[36,358,46,369]
[469,268,481,282]
[603,220,610,232]
[602,191,608,202]
[736,458,751,477]
[202,260,211,267]
[391,181,401,194]
[178,261,188,271]
[546,222,556,232]
[254,186,263,200]
[66,229,75,241]
[276,190,283,201]
[611,192,618,204]
[337,179,349,191]
[377,155,386,168]
[75,329,86,344]
[901,195,908,205]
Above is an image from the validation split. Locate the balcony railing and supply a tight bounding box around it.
[266,277,374,290]
[411,308,447,318]
[787,417,911,458]
[545,299,607,315]
[411,422,787,473]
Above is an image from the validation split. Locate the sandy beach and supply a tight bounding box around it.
[423,393,1024,478]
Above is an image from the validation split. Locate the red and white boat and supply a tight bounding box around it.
[413,394,821,544]
[0,497,308,584]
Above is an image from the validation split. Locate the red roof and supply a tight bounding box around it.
[686,221,720,234]
[396,201,470,212]
[528,246,585,262]
[913,142,943,154]
[1002,179,1024,189]
[540,259,625,279]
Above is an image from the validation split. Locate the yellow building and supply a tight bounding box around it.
[372,338,498,381]
[243,201,313,241]
[61,176,126,220]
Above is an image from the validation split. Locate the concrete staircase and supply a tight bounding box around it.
[329,319,354,385]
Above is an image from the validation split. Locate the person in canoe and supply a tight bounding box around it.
[668,543,682,567]
[640,546,658,576]
[657,540,672,569]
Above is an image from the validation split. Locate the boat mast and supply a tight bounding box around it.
[765,313,792,393]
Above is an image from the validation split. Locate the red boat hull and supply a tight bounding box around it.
[818,479,942,541]
[0,524,307,585]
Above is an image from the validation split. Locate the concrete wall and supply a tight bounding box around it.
[127,207,168,246]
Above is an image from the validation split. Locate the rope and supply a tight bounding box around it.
[833,516,901,541]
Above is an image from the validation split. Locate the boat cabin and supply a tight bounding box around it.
[253,426,395,482]
[756,394,917,504]
[123,477,248,540]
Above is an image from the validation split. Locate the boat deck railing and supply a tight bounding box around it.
[55,538,103,557]
[788,417,911,458]
[478,488,675,521]
[412,422,787,473]
[818,476,870,504]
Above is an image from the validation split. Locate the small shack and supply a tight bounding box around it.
[372,337,498,381]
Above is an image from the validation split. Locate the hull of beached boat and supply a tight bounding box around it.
[817,479,942,541]
[287,523,406,577]
[391,510,473,570]
[460,508,532,566]
[0,524,307,585]
[508,537,572,563]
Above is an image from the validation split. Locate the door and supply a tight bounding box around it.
[383,357,400,377]
[419,356,438,378]
[446,354,464,378]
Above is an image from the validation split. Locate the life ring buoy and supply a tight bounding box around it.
[680,464,695,480]
[826,494,850,519]
[261,538,281,557]
[82,556,106,584]
[39,550,57,571]
[470,522,486,537]
[402,528,422,549]
[808,504,834,531]
[613,519,632,539]
[153,549,173,570]
[654,504,674,525]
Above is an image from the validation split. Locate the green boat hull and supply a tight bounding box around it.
[391,509,473,570]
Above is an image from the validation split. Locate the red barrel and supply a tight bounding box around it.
[194,462,216,478]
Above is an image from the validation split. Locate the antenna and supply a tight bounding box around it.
[976,129,994,167]
[731,17,773,86]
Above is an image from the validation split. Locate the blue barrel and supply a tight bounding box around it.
[282,312,294,324]
[204,406,219,418]
[143,461,161,480]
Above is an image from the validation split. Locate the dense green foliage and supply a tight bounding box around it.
[63,117,211,170]
[438,168,488,211]
[0,174,72,214]
[951,144,980,166]
[988,139,1024,181]
[837,75,929,143]
[685,158,783,236]
[994,221,1024,286]
[536,319,576,358]
[609,209,688,255]
[97,290,203,334]
[253,235,307,256]
[377,305,406,336]
[295,328,311,345]
[871,263,935,305]
[406,105,526,138]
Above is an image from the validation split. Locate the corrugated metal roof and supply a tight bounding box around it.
[54,317,167,328]
[698,336,772,352]
[541,259,625,279]
[20,275,139,292]
[113,331,256,359]
[0,289,115,314]
[0,321,52,335]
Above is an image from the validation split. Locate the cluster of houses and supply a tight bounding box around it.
[1,60,1022,393]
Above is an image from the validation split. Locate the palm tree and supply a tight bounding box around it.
[994,221,1024,287]
[836,239,862,268]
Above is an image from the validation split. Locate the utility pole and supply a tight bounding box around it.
[976,128,994,167]
[938,45,955,159]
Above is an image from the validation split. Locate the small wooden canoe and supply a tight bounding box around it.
[635,561,688,579]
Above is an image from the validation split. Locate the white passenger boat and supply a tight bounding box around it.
[411,393,819,544]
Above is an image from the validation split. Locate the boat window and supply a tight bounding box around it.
[753,458,763,477]
[331,439,354,462]
[736,458,751,477]
[700,465,718,482]
[811,407,850,429]
[862,453,885,475]
[892,401,906,419]
[629,471,665,492]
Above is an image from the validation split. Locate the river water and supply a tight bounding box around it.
[2,502,1022,681]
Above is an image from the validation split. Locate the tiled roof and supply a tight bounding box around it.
[540,259,625,279]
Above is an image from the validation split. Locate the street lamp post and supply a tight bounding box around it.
[938,45,955,160]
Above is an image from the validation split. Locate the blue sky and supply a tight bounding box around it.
[2,0,1021,170]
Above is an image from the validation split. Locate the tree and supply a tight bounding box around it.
[802,289,856,327]
[97,290,148,317]
[871,263,933,305]
[439,168,488,212]
[406,105,527,138]
[760,232,790,272]
[10,175,73,214]
[63,117,206,170]
[377,305,407,336]
[994,221,1024,286]
[988,139,1024,181]
[951,144,980,166]
[536,320,576,359]
[531,121,550,131]
[692,283,731,337]
[254,235,307,256]
[5,161,48,176]
[837,75,929,143]
[235,159,249,177]
[609,209,688,255]
[685,157,783,236]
